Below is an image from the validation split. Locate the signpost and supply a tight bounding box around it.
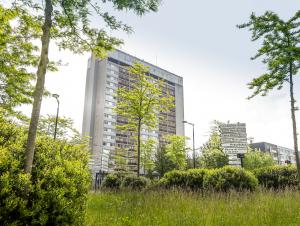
[219,122,247,166]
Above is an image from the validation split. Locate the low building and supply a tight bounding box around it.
[250,142,296,165]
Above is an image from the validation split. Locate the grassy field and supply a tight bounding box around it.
[86,189,300,226]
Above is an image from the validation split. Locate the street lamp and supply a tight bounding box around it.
[52,94,60,140]
[183,120,195,168]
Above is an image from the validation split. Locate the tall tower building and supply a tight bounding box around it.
[82,50,184,175]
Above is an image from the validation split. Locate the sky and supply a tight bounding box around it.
[21,0,300,150]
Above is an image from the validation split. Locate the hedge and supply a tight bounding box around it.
[253,165,298,189]
[186,168,208,190]
[102,166,299,192]
[122,175,150,190]
[102,173,149,190]
[203,166,258,191]
[101,174,122,189]
[160,167,258,191]
[162,170,189,188]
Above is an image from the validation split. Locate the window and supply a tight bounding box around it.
[104,114,116,119]
[108,63,118,70]
[105,101,115,107]
[104,128,115,133]
[104,135,116,140]
[106,95,116,101]
[104,121,116,126]
[106,88,114,93]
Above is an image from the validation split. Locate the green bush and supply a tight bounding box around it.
[159,167,258,192]
[186,168,208,190]
[254,166,298,189]
[162,170,189,188]
[122,175,150,190]
[244,149,275,170]
[203,166,258,191]
[0,114,91,225]
[102,174,122,189]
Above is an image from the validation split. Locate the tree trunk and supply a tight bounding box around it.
[137,120,141,177]
[24,0,53,174]
[289,62,300,187]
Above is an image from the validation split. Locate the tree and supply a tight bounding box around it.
[154,144,175,177]
[200,150,229,169]
[0,5,38,117]
[10,0,161,174]
[202,131,223,151]
[115,62,174,176]
[238,11,300,184]
[141,138,156,177]
[165,135,187,170]
[199,132,229,169]
[244,148,275,170]
[113,147,128,172]
[38,114,79,140]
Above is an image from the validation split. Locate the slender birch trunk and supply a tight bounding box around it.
[289,63,300,187]
[137,120,141,177]
[24,0,53,174]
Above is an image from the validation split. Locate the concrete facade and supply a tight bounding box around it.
[82,50,184,175]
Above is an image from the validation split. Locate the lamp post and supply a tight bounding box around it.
[183,120,195,168]
[52,94,60,140]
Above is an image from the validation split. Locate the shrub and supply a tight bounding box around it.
[244,150,275,170]
[199,149,229,169]
[122,175,150,190]
[0,114,91,225]
[253,166,298,189]
[161,170,189,188]
[186,168,208,190]
[203,166,258,191]
[102,174,122,189]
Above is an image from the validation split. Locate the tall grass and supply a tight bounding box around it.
[86,189,300,226]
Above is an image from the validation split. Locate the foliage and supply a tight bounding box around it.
[15,0,161,58]
[244,148,275,170]
[154,144,175,177]
[160,166,258,192]
[199,132,229,169]
[38,114,79,140]
[162,168,208,190]
[202,131,223,151]
[162,170,189,188]
[253,166,298,189]
[238,11,300,98]
[141,138,156,177]
[0,4,38,116]
[112,147,130,172]
[238,10,300,183]
[122,175,150,190]
[165,135,187,170]
[101,173,149,190]
[87,190,300,226]
[203,166,258,192]
[115,62,174,176]
[199,149,229,169]
[185,168,209,190]
[101,174,122,189]
[0,111,91,225]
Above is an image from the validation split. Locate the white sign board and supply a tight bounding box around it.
[219,123,247,166]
